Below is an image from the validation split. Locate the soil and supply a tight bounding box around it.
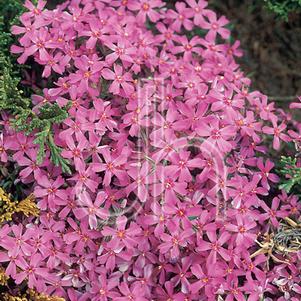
[209,0,301,109]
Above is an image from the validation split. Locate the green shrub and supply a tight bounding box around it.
[264,0,301,20]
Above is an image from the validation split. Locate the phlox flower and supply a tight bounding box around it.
[74,191,109,229]
[158,221,193,259]
[225,216,257,247]
[15,253,49,289]
[90,273,120,301]
[197,230,231,265]
[128,0,163,23]
[102,216,141,250]
[102,64,134,95]
[166,2,194,32]
[202,11,230,40]
[262,120,290,150]
[92,147,128,186]
[34,175,68,212]
[115,282,148,301]
[196,117,236,153]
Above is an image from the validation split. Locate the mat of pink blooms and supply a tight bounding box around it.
[1,0,301,300]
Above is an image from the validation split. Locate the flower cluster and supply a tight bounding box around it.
[0,0,301,300]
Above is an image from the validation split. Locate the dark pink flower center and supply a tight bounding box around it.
[211,129,221,139]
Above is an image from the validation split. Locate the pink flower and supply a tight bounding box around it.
[196,117,236,153]
[259,197,288,227]
[0,248,26,278]
[225,216,257,247]
[34,175,68,212]
[289,96,301,109]
[92,147,128,186]
[186,0,209,26]
[173,102,207,131]
[61,135,88,170]
[190,263,222,294]
[256,158,279,189]
[0,133,8,162]
[202,11,230,40]
[152,165,187,204]
[15,254,49,289]
[104,39,136,65]
[74,191,109,229]
[80,18,109,49]
[159,222,193,259]
[23,0,47,19]
[172,36,201,61]
[17,27,52,64]
[128,0,163,23]
[197,230,231,265]
[143,201,169,237]
[262,120,290,150]
[68,159,99,193]
[166,2,194,32]
[102,64,134,95]
[102,216,141,250]
[69,55,104,94]
[126,162,151,202]
[90,273,120,300]
[40,51,68,78]
[115,282,148,301]
[64,218,101,253]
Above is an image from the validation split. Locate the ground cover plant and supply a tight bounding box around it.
[0,0,301,300]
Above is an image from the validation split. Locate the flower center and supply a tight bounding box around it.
[116,75,123,82]
[211,129,221,139]
[212,23,219,30]
[172,237,179,245]
[136,176,144,184]
[238,226,246,233]
[211,242,219,251]
[165,32,172,39]
[47,187,57,194]
[106,162,115,171]
[164,180,174,189]
[185,44,192,51]
[142,3,150,11]
[92,31,100,38]
[88,207,95,214]
[117,230,125,238]
[188,82,194,88]
[177,209,185,217]
[84,71,91,78]
[224,98,232,105]
[178,160,186,167]
[116,47,124,55]
[36,41,44,48]
[72,149,81,157]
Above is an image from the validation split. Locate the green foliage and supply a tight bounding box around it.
[0,0,25,32]
[0,0,71,174]
[264,0,301,20]
[278,156,301,193]
[0,54,71,173]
